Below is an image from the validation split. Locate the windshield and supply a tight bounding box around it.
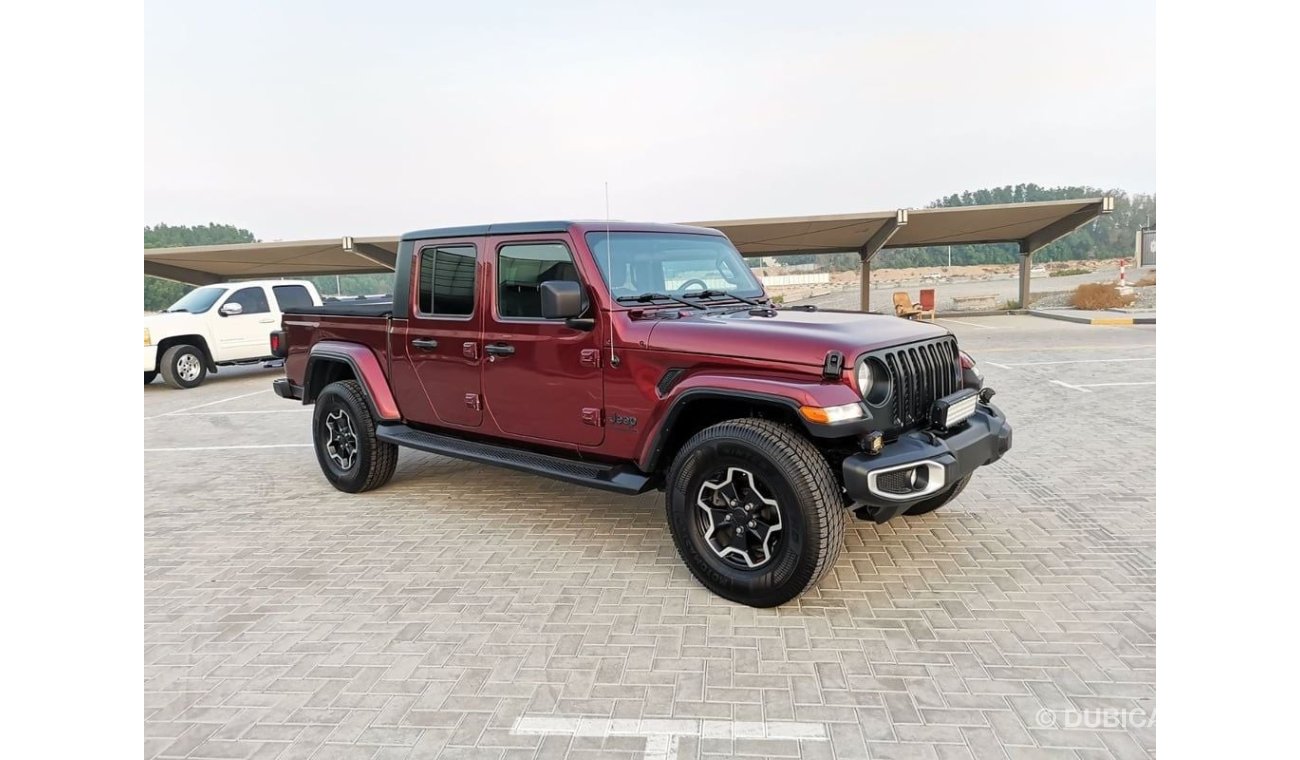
[585,232,764,301]
[165,286,227,314]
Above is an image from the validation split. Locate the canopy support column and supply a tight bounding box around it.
[1018,243,1033,309]
[857,210,908,312]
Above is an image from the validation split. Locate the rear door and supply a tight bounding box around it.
[396,239,484,428]
[481,235,604,447]
[213,285,276,360]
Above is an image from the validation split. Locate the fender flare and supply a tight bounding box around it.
[637,376,865,472]
[304,341,401,421]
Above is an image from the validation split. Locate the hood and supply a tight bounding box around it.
[144,311,208,338]
[644,309,949,366]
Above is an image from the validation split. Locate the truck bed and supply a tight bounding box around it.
[283,301,393,318]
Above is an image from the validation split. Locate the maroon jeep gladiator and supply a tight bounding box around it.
[272,221,1011,606]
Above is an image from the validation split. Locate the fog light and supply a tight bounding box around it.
[864,431,883,455]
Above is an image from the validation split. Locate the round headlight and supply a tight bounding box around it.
[859,358,892,405]
[856,362,872,396]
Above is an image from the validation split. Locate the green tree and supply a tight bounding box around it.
[143,223,256,311]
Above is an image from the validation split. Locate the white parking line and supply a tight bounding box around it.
[937,317,999,329]
[981,343,1155,353]
[997,357,1155,367]
[512,716,828,760]
[1051,379,1156,393]
[1050,379,1092,393]
[144,389,271,419]
[158,409,311,417]
[144,443,311,452]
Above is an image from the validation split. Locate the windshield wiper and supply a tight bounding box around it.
[680,289,767,307]
[164,308,189,313]
[616,293,707,310]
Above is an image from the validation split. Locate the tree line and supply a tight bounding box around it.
[144,184,1155,310]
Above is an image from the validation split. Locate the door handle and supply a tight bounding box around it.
[485,343,515,357]
[258,318,275,324]
[411,338,439,350]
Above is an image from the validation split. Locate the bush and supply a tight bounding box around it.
[1051,267,1090,277]
[1072,283,1137,310]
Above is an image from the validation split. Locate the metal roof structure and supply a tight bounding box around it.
[143,197,1113,310]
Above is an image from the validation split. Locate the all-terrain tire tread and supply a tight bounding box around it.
[668,417,844,604]
[320,380,398,492]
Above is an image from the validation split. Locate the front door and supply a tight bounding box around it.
[213,285,276,360]
[398,240,484,428]
[482,236,604,448]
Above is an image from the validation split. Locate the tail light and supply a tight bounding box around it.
[270,330,286,358]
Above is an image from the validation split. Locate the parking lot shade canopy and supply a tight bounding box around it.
[143,198,1111,284]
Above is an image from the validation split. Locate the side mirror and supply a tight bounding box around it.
[219,302,243,317]
[539,280,584,319]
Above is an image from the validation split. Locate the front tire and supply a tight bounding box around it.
[313,380,398,493]
[159,344,206,389]
[903,475,971,516]
[666,418,844,607]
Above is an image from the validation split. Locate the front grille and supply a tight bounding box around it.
[879,337,961,429]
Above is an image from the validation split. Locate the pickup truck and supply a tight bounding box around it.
[145,279,323,388]
[272,221,1011,607]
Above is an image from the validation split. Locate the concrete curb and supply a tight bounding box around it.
[1028,310,1156,326]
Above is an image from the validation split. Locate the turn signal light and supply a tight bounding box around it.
[799,403,865,424]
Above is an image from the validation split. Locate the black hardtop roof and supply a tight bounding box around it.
[400,220,725,242]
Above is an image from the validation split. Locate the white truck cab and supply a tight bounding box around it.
[144,280,323,388]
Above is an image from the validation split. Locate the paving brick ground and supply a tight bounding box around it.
[144,316,1156,760]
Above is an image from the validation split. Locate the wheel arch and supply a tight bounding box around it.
[640,389,808,474]
[303,342,401,422]
[154,334,216,372]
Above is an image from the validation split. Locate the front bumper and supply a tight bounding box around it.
[144,345,158,372]
[842,403,1012,522]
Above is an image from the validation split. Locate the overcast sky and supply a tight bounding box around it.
[145,1,1155,241]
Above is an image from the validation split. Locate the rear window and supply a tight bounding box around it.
[418,245,477,316]
[273,285,314,311]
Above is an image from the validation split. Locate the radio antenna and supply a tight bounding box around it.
[605,181,618,367]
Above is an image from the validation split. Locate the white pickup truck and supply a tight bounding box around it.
[144,280,324,389]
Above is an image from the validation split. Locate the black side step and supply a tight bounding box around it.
[376,423,656,495]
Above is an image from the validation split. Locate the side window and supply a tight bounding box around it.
[497,243,579,319]
[272,285,313,311]
[226,287,270,314]
[417,245,476,316]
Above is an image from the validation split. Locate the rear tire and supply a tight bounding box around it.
[904,475,971,516]
[666,418,844,607]
[159,344,206,389]
[313,380,398,493]
[144,371,157,384]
